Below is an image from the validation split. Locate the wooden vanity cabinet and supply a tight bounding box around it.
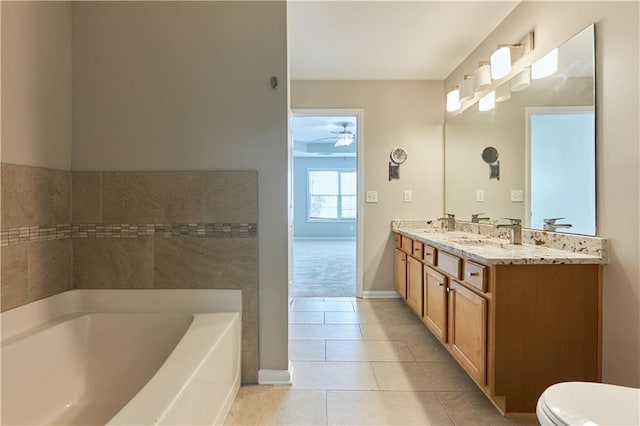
[392,231,602,416]
[422,266,447,342]
[448,280,487,385]
[406,256,423,316]
[394,248,407,299]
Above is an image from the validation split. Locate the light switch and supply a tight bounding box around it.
[404,190,412,202]
[511,189,524,202]
[365,191,378,203]
[476,189,485,202]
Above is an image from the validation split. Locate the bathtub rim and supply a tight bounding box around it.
[0,289,242,341]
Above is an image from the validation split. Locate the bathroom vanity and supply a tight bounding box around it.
[392,220,607,416]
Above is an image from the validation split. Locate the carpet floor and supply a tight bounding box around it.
[293,239,356,297]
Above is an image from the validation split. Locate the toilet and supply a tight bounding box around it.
[537,382,640,425]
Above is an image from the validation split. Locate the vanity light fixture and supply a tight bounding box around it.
[446,85,461,112]
[510,68,531,92]
[473,61,492,91]
[479,91,496,111]
[459,75,475,103]
[490,32,535,80]
[532,48,558,79]
[495,84,511,102]
[490,46,513,80]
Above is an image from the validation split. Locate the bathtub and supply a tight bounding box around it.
[0,289,242,425]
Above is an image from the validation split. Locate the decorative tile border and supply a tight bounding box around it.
[1,223,257,247]
[1,225,72,247]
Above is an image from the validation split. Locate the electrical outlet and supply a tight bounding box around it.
[365,191,378,203]
[511,189,524,202]
[404,190,412,202]
[476,189,485,202]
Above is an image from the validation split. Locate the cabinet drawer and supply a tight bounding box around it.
[394,233,401,249]
[437,251,462,279]
[412,241,424,259]
[401,235,413,254]
[463,260,487,292]
[423,245,437,266]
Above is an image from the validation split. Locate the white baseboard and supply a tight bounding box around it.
[258,361,294,385]
[359,291,401,299]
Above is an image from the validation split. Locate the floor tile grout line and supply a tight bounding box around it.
[435,390,458,425]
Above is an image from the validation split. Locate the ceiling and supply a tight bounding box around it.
[288,1,520,80]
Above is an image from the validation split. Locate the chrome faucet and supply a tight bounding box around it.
[497,218,522,245]
[543,218,573,232]
[471,213,490,224]
[437,213,456,231]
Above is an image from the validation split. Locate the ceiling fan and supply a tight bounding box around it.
[312,122,356,147]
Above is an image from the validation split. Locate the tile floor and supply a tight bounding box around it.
[225,297,538,425]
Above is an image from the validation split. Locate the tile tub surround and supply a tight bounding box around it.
[70,170,259,384]
[1,165,259,384]
[392,219,608,264]
[1,163,73,311]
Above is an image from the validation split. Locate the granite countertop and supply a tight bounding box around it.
[392,221,608,266]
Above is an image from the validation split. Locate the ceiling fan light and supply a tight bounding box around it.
[334,133,354,147]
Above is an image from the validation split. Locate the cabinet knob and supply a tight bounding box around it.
[439,282,444,287]
[468,272,480,277]
[446,287,451,293]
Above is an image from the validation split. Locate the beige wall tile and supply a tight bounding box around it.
[73,238,154,289]
[153,236,258,383]
[203,171,257,223]
[241,287,259,384]
[1,245,29,311]
[101,172,203,223]
[28,239,72,301]
[154,237,256,289]
[1,163,71,227]
[72,172,101,223]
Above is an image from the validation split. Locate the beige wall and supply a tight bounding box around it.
[71,2,289,372]
[1,1,72,170]
[445,1,640,387]
[291,81,444,292]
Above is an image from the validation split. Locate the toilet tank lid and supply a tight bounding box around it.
[540,382,640,426]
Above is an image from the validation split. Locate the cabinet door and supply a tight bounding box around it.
[406,256,423,316]
[394,249,407,299]
[423,266,448,342]
[448,281,487,385]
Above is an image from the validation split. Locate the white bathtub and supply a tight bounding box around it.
[0,289,242,426]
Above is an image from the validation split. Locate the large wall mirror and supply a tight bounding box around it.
[445,24,596,235]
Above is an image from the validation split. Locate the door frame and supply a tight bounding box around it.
[289,108,364,298]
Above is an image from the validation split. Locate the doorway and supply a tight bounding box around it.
[289,110,363,298]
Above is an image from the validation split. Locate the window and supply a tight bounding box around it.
[308,169,356,221]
